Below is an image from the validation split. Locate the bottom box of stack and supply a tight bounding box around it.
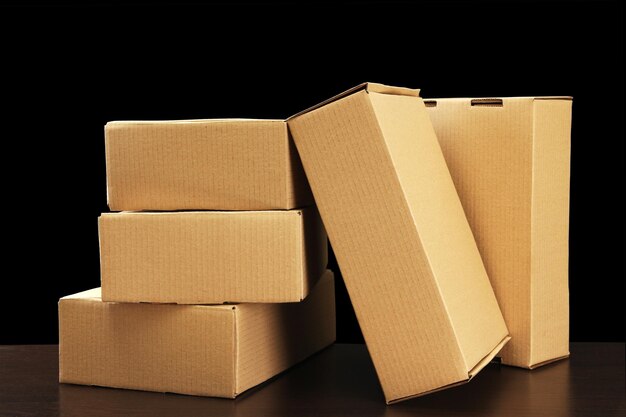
[59,270,336,398]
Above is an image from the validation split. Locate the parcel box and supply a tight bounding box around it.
[99,207,327,304]
[105,119,312,211]
[288,83,510,403]
[59,270,336,398]
[426,97,572,369]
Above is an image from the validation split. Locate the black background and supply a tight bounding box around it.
[1,1,623,344]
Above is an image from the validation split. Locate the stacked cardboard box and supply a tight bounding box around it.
[59,119,336,398]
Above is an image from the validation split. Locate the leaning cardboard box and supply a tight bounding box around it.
[99,207,327,304]
[105,119,312,211]
[425,97,572,368]
[59,270,336,398]
[288,83,510,403]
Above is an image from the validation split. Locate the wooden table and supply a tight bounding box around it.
[1,343,624,417]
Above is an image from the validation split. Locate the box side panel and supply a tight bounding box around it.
[369,92,509,372]
[530,99,572,366]
[286,130,314,208]
[105,120,295,210]
[301,207,328,299]
[99,211,306,304]
[235,270,336,395]
[427,98,534,367]
[289,91,467,402]
[59,295,236,397]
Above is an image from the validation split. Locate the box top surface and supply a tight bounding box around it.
[288,82,420,120]
[99,209,305,217]
[424,96,572,103]
[60,288,237,311]
[106,119,284,126]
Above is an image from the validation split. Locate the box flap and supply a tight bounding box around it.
[387,379,470,404]
[288,82,420,120]
[387,335,510,404]
[468,336,511,378]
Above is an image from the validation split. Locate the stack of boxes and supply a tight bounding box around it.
[59,119,336,398]
[58,83,572,404]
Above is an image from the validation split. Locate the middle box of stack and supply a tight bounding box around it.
[73,119,334,397]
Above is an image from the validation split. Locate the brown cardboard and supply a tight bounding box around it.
[99,207,327,304]
[287,83,510,403]
[105,119,312,211]
[59,270,336,398]
[425,97,572,369]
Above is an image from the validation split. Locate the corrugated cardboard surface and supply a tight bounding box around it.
[288,83,509,403]
[59,270,336,398]
[426,97,571,368]
[99,207,327,304]
[105,119,312,211]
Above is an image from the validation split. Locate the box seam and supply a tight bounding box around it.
[468,335,511,378]
[298,210,306,300]
[529,353,570,369]
[103,125,113,210]
[283,121,293,208]
[387,377,469,404]
[232,307,238,398]
[529,100,538,366]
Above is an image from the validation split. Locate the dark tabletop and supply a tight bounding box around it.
[1,343,624,417]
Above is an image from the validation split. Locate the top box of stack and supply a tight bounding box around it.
[105,119,312,211]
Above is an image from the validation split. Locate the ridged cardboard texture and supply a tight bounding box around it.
[99,207,327,304]
[105,119,312,211]
[425,97,572,368]
[288,83,510,403]
[59,270,336,398]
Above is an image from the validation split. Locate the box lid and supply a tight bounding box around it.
[288,82,420,119]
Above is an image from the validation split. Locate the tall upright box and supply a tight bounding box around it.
[426,97,572,368]
[288,83,510,403]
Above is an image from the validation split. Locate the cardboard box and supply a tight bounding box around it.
[59,270,336,398]
[287,83,510,403]
[99,207,327,304]
[105,119,312,211]
[425,97,572,369]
